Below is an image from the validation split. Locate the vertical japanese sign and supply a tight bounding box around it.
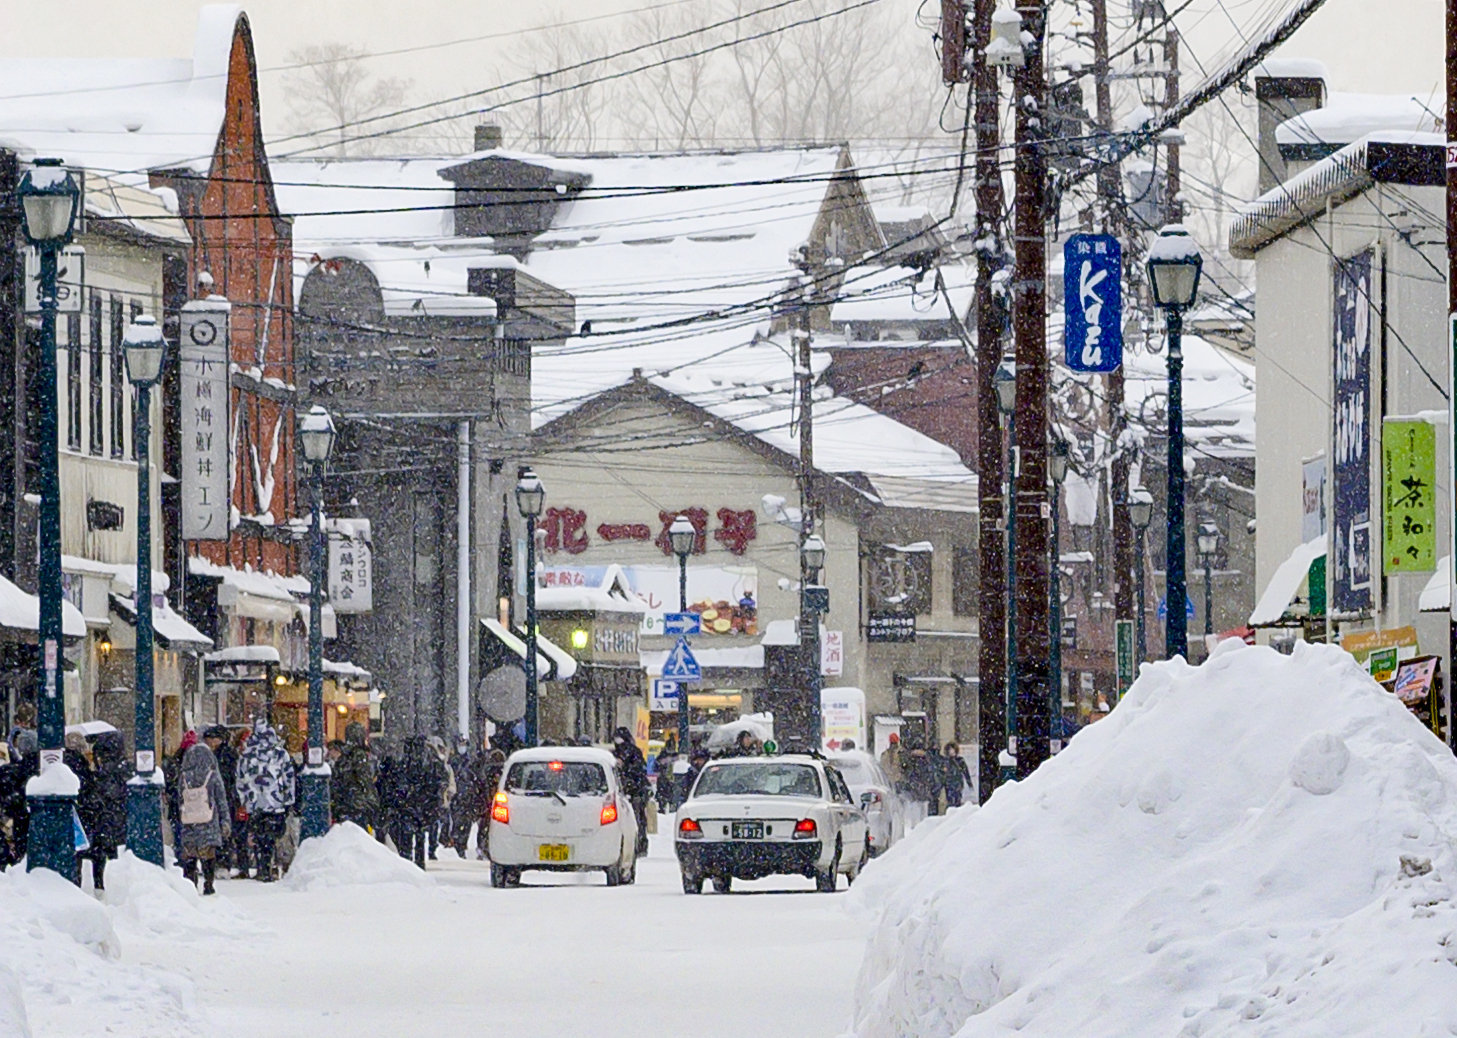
[1062,234,1123,373]
[1331,250,1373,613]
[180,299,231,540]
[1115,619,1134,699]
[328,518,374,613]
[1382,419,1435,573]
[820,629,843,676]
[1301,454,1326,544]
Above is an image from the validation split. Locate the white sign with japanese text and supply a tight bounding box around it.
[180,299,231,540]
[328,519,374,613]
[820,629,844,676]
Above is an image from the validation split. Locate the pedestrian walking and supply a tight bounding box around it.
[235,718,296,881]
[942,742,973,808]
[448,739,483,856]
[392,735,443,869]
[201,726,241,872]
[331,721,380,832]
[879,733,905,790]
[0,729,38,867]
[475,748,506,860]
[611,727,650,857]
[177,740,230,895]
[78,730,130,890]
[902,739,935,828]
[163,728,198,854]
[425,735,454,860]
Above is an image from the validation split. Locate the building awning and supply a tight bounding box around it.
[0,573,86,638]
[480,618,577,681]
[1249,535,1326,626]
[1419,557,1449,612]
[189,556,299,623]
[323,658,372,686]
[204,645,281,665]
[110,594,214,650]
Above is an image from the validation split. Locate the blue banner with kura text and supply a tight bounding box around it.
[1063,234,1123,373]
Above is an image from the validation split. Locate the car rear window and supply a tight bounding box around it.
[506,761,608,797]
[694,762,823,798]
[834,758,865,779]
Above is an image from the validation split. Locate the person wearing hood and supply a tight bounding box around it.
[78,730,131,890]
[331,721,380,832]
[235,718,296,881]
[177,740,230,894]
[0,728,38,867]
[424,735,455,861]
[447,738,484,857]
[391,735,444,869]
[611,727,650,857]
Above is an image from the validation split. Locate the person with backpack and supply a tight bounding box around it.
[331,721,380,832]
[235,718,296,881]
[78,730,131,890]
[177,740,230,895]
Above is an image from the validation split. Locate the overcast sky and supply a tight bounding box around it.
[1,0,1445,140]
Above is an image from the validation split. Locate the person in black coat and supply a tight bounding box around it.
[611,727,650,857]
[942,741,973,808]
[79,730,131,889]
[0,730,38,867]
[389,735,443,869]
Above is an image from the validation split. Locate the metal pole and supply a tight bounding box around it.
[677,553,690,756]
[1012,0,1052,780]
[1004,411,1017,780]
[1049,478,1062,746]
[971,0,1007,805]
[1165,310,1188,659]
[300,463,330,840]
[125,381,163,865]
[26,240,76,878]
[795,259,822,745]
[1136,527,1147,665]
[524,514,539,747]
[1204,551,1214,640]
[456,421,470,741]
[1447,0,1457,751]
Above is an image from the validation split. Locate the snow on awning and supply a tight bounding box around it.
[110,594,213,650]
[1249,535,1326,626]
[323,659,372,685]
[0,573,86,638]
[204,645,281,665]
[1419,557,1449,612]
[479,618,578,682]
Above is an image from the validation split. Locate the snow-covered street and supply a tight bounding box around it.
[123,826,863,1038]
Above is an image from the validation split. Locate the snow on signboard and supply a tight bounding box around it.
[179,299,230,540]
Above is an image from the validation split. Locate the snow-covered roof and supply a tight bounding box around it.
[0,5,240,181]
[187,556,297,603]
[1116,332,1256,460]
[535,564,643,614]
[828,264,971,326]
[1276,92,1439,149]
[110,593,213,649]
[1418,558,1448,612]
[1249,534,1326,626]
[204,644,281,664]
[0,573,86,638]
[323,659,372,684]
[1252,57,1328,81]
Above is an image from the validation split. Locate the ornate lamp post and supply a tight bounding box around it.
[667,515,696,755]
[1047,438,1070,743]
[515,468,545,747]
[1197,521,1221,647]
[1146,225,1203,661]
[17,158,81,877]
[1129,486,1154,668]
[298,405,336,840]
[122,316,166,865]
[993,358,1016,781]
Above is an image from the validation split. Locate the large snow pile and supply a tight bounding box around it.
[0,864,201,1036]
[283,821,435,891]
[104,851,267,940]
[848,640,1457,1038]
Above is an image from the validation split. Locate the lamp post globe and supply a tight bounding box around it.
[667,515,696,560]
[19,159,82,878]
[1145,225,1202,663]
[516,468,545,746]
[123,316,167,865]
[299,405,336,841]
[801,534,827,577]
[993,357,1017,416]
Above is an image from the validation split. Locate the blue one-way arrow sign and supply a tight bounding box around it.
[661,637,702,680]
[663,611,701,636]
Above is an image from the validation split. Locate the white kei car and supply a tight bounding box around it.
[674,754,869,894]
[827,749,905,856]
[487,747,639,887]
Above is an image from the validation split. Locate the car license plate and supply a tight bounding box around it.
[538,844,570,862]
[731,821,764,840]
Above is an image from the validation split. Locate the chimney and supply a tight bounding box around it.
[1253,60,1327,194]
[474,124,503,151]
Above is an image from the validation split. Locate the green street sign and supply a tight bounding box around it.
[1383,419,1436,574]
[1115,619,1135,699]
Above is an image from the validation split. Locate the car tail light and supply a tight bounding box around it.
[548,760,564,771]
[490,790,509,824]
[600,800,619,825]
[792,818,817,839]
[678,817,703,839]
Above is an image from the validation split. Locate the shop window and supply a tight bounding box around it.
[952,546,977,616]
[65,313,80,450]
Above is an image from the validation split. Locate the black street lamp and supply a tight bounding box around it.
[123,315,166,866]
[1197,521,1221,644]
[667,515,696,755]
[298,405,336,840]
[515,468,545,747]
[1129,486,1154,668]
[993,358,1016,780]
[800,532,826,745]
[17,158,81,878]
[1146,224,1203,662]
[1047,439,1070,742]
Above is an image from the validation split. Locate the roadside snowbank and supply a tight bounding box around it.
[0,864,201,1037]
[283,822,435,891]
[104,851,267,940]
[848,640,1457,1038]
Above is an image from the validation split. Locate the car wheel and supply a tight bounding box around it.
[605,864,622,886]
[622,851,637,886]
[681,869,704,894]
[506,867,522,888]
[490,863,509,888]
[712,873,733,894]
[846,836,870,886]
[815,840,841,893]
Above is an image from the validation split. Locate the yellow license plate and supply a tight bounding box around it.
[538,844,570,862]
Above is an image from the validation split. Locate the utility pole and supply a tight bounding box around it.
[968,0,1008,803]
[1011,0,1051,780]
[1165,29,1182,222]
[1446,0,1456,750]
[793,251,823,746]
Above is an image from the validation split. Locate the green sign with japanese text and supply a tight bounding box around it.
[1115,619,1135,699]
[1382,419,1436,573]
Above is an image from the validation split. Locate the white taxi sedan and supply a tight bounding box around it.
[674,755,869,894]
[487,747,639,887]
